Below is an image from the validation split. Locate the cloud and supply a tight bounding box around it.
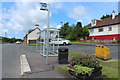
[3,2,49,33]
[43,25,47,29]
[51,3,63,14]
[69,5,87,20]
[3,2,63,34]
[0,14,9,36]
[2,0,119,2]
[0,22,9,36]
[56,25,61,29]
[2,0,55,2]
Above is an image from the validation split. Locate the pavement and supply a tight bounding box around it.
[22,52,65,78]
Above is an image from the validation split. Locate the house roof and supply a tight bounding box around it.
[29,27,41,34]
[88,14,120,29]
[24,27,41,38]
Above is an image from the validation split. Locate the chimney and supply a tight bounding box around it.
[35,24,39,28]
[112,10,115,19]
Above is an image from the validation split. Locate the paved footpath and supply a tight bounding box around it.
[22,52,65,78]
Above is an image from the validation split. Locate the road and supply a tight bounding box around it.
[68,45,119,59]
[1,43,119,78]
[2,44,21,78]
[0,44,2,79]
[2,44,35,78]
[30,44,119,59]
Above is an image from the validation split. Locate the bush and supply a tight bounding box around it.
[112,40,118,43]
[71,54,101,68]
[117,40,120,43]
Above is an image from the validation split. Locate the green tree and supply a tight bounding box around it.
[101,14,111,19]
[82,26,90,37]
[74,22,83,37]
[60,22,72,38]
[67,22,83,40]
[71,24,75,28]
[60,22,89,41]
[67,30,77,40]
[118,12,120,15]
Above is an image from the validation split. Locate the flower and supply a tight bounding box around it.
[70,62,75,66]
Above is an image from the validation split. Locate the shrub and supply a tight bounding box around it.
[71,54,101,68]
[117,40,120,43]
[112,40,118,43]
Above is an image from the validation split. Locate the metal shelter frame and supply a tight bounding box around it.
[36,28,60,57]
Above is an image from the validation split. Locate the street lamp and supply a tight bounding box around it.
[40,3,50,64]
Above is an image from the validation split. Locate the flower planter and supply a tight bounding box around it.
[68,67,102,79]
[68,54,103,79]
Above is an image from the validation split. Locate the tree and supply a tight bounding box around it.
[1,37,23,43]
[74,22,83,37]
[67,30,77,40]
[82,26,90,37]
[59,22,90,41]
[67,22,83,40]
[118,12,120,15]
[71,24,76,28]
[101,14,111,19]
[60,22,72,38]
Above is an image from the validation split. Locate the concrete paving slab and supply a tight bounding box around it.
[23,52,65,78]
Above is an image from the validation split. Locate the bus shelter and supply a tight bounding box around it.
[36,28,60,57]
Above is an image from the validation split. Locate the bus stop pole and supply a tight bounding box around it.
[46,4,50,64]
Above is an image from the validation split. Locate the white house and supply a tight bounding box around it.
[24,24,41,44]
[87,11,120,40]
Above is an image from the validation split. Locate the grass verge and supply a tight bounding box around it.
[72,41,104,44]
[0,40,7,44]
[69,51,81,56]
[27,43,42,46]
[0,41,2,44]
[100,61,119,78]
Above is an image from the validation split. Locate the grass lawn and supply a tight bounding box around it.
[69,51,81,56]
[0,40,7,44]
[27,43,43,46]
[72,41,104,44]
[100,61,119,78]
[0,39,3,44]
[56,61,120,79]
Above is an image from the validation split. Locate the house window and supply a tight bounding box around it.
[98,27,103,32]
[91,19,96,26]
[108,26,112,31]
[90,29,94,32]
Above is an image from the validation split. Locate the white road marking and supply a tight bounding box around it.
[20,55,31,75]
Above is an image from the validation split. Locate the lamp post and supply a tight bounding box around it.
[40,3,50,64]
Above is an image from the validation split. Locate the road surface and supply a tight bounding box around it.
[2,44,33,78]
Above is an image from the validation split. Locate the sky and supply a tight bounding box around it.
[0,1,119,39]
